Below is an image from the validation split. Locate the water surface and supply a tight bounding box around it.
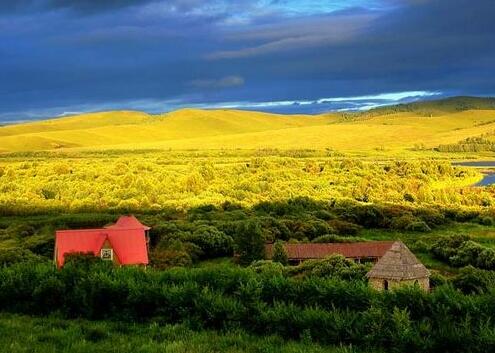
[453,161,495,167]
[452,161,495,186]
[475,173,495,186]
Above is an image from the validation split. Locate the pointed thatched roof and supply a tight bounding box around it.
[366,241,430,280]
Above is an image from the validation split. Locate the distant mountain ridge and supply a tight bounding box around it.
[362,96,495,117]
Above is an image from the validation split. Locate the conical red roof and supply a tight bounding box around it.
[106,215,150,231]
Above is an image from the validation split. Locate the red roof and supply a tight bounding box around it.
[265,242,395,260]
[55,216,149,267]
[105,215,150,231]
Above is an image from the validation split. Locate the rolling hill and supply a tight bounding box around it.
[358,96,495,117]
[0,97,494,153]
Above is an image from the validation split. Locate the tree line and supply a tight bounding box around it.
[0,152,491,216]
[437,137,495,152]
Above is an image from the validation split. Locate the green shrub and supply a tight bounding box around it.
[432,235,495,270]
[0,248,44,266]
[235,220,265,265]
[249,260,285,276]
[410,240,429,252]
[390,215,431,232]
[6,223,36,238]
[272,241,288,265]
[311,234,368,243]
[451,266,495,294]
[478,216,494,226]
[288,255,368,280]
[390,214,416,230]
[327,220,361,236]
[405,221,431,232]
[0,262,493,351]
[429,272,447,288]
[150,249,192,269]
[430,234,470,262]
[64,252,102,268]
[185,225,234,259]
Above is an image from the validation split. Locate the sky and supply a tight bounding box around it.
[0,0,494,121]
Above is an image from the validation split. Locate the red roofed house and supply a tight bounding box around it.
[54,215,150,268]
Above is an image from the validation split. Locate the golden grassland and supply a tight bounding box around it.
[0,107,494,153]
[0,99,493,215]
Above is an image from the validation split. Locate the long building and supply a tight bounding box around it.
[265,241,430,291]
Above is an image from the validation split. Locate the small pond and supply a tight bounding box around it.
[453,161,495,168]
[453,161,495,186]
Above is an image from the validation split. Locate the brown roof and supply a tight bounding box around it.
[265,241,395,260]
[366,241,430,280]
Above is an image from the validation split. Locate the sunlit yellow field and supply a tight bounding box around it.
[0,106,494,153]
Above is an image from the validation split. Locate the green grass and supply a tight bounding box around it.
[0,313,361,353]
[366,223,495,244]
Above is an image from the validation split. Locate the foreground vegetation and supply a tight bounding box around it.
[1,261,495,352]
[0,314,351,353]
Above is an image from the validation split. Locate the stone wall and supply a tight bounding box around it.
[369,277,429,291]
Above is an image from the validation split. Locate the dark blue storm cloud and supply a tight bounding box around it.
[0,0,494,121]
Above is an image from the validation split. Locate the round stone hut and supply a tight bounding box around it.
[366,241,430,291]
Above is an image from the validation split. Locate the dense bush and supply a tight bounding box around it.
[327,220,362,236]
[311,234,368,243]
[234,220,265,265]
[431,235,495,270]
[429,272,447,288]
[288,255,369,280]
[430,234,469,261]
[451,266,495,294]
[0,152,490,217]
[248,260,285,276]
[2,190,495,267]
[0,248,43,266]
[64,252,104,268]
[150,248,193,269]
[272,241,288,265]
[477,216,494,226]
[184,225,234,259]
[0,262,494,352]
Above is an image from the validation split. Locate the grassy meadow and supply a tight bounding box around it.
[1,97,495,352]
[0,314,354,353]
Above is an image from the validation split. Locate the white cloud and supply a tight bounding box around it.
[0,90,442,124]
[188,90,441,110]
